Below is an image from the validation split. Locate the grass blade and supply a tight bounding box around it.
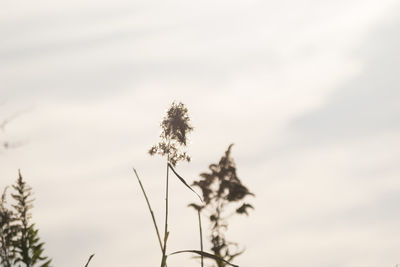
[168,163,202,202]
[169,250,238,267]
[132,168,164,252]
[84,254,95,267]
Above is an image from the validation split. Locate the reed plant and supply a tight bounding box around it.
[135,102,239,267]
[148,102,194,267]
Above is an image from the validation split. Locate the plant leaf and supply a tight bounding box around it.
[132,168,164,252]
[168,250,238,267]
[168,163,202,202]
[84,254,95,267]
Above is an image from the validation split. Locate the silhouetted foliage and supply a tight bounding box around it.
[0,170,51,267]
[149,101,193,167]
[0,187,18,267]
[11,170,51,267]
[148,101,194,267]
[190,144,254,267]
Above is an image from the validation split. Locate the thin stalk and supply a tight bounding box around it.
[198,210,204,267]
[160,154,170,267]
[132,168,163,252]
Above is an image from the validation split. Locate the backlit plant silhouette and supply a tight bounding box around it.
[0,187,17,267]
[134,102,240,267]
[148,101,194,267]
[149,101,193,167]
[190,144,254,267]
[0,170,51,267]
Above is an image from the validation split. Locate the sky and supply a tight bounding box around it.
[1,0,400,266]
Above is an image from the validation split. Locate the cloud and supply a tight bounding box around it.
[1,1,400,267]
[289,9,400,145]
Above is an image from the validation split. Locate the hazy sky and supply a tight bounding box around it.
[1,1,400,266]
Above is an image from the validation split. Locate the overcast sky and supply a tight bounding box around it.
[1,0,400,266]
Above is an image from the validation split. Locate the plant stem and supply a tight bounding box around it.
[132,168,163,252]
[160,155,170,267]
[198,210,204,267]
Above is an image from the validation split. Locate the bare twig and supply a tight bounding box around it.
[1,107,31,150]
[0,109,29,132]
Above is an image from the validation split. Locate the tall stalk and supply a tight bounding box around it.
[160,155,170,267]
[198,210,204,267]
[148,102,193,267]
[187,203,205,267]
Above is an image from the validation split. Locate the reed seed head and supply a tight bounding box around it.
[149,101,193,166]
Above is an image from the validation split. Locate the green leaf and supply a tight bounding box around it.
[168,163,202,202]
[168,250,238,267]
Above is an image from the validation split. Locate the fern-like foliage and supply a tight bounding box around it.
[10,170,52,267]
[0,187,18,267]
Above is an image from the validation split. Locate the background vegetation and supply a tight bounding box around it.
[1,102,254,267]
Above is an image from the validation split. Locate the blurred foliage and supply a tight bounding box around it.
[190,144,254,267]
[0,170,51,267]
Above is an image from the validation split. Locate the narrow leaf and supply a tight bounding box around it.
[132,168,164,252]
[168,163,202,202]
[84,254,95,267]
[169,250,238,267]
